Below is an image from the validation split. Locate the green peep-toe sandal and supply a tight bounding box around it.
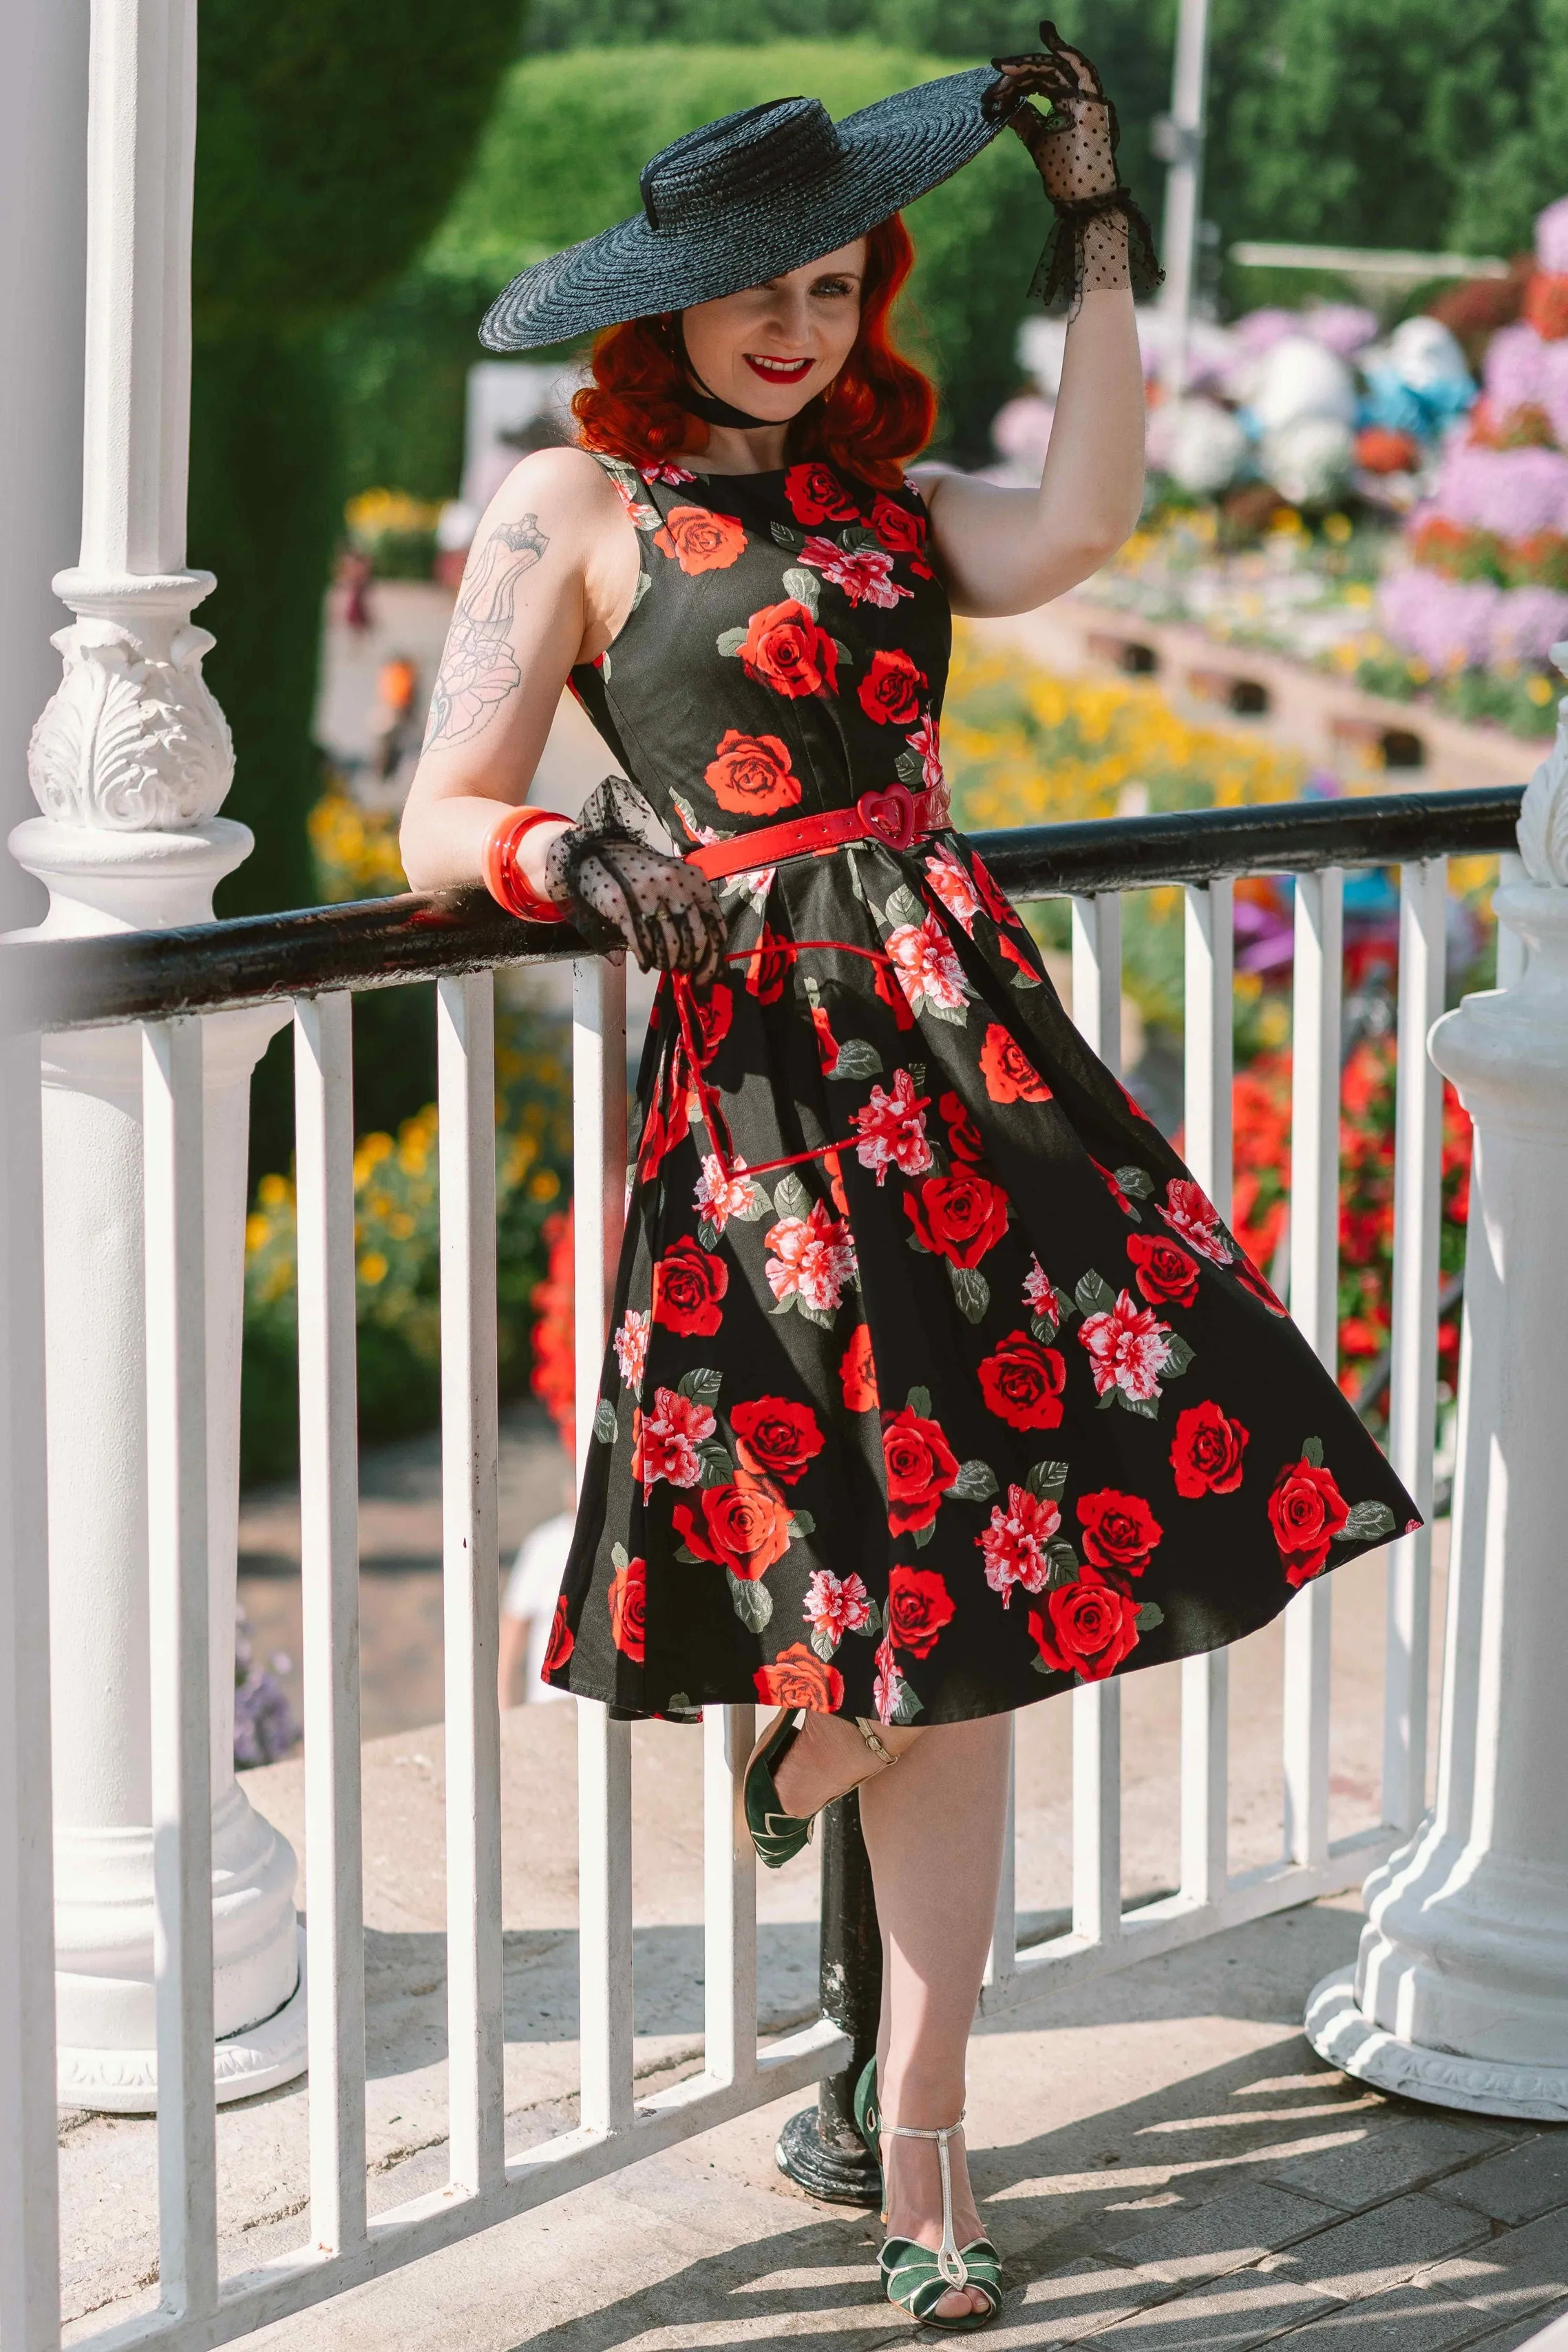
[879,2115,1002,2333]
[743,1712,901,1871]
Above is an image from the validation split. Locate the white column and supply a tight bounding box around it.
[1156,0,1211,401]
[1306,651,1568,2119]
[8,0,305,2112]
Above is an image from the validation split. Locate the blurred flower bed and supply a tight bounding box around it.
[343,486,444,580]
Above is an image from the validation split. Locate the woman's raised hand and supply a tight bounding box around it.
[989,21,1122,207]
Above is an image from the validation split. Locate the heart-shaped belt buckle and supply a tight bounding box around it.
[857,783,918,852]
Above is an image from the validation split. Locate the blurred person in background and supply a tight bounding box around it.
[401,30,1415,2330]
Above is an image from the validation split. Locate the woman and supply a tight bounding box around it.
[402,32,1417,2330]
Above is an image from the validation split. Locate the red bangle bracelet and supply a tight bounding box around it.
[483,805,571,922]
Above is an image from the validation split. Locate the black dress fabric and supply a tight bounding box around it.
[544,451,1419,1725]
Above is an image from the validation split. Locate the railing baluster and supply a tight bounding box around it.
[1180,883,1233,1906]
[294,994,367,2251]
[1383,861,1446,1835]
[1070,894,1123,1942]
[703,1705,756,2088]
[142,1017,218,2320]
[0,1031,62,2352]
[1283,871,1343,1869]
[986,1737,1017,1988]
[437,973,504,2196]
[573,955,634,2137]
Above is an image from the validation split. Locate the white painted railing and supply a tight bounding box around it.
[0,810,1516,2346]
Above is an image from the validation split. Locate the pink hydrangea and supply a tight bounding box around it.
[1483,322,1547,418]
[1490,586,1568,666]
[1379,567,1501,671]
[1536,196,1568,275]
[1541,341,1568,445]
[1430,443,1568,539]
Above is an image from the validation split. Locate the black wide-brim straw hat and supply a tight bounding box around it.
[480,66,1018,353]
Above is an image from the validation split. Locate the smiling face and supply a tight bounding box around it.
[679,239,867,421]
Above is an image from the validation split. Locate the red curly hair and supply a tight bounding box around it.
[571,214,934,491]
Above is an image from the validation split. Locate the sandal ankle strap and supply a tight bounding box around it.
[854,1716,900,1767]
[885,2114,969,2286]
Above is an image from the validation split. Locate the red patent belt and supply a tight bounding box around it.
[684,782,942,879]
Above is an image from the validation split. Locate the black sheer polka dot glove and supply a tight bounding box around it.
[544,777,729,985]
[987,21,1162,314]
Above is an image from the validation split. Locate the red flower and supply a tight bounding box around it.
[873,954,916,1031]
[851,1067,932,1186]
[810,1000,840,1071]
[979,1022,1052,1105]
[1076,1489,1163,1577]
[784,462,860,526]
[653,504,746,574]
[887,1562,955,1658]
[840,1325,879,1411]
[1170,1401,1249,1498]
[1126,1232,1200,1309]
[738,599,840,698]
[690,983,732,1067]
[633,1385,716,1493]
[904,1172,1010,1268]
[1233,1256,1289,1316]
[704,729,801,817]
[608,1554,646,1663]
[674,1472,792,1581]
[1028,1568,1141,1682]
[825,1147,849,1216]
[1268,1455,1350,1586]
[881,1406,959,1535]
[938,1091,985,1164]
[651,1236,728,1336]
[979,1484,1059,1606]
[732,1396,824,1487]
[1092,1159,1138,1219]
[967,852,1015,926]
[870,492,934,576]
[542,1595,573,1677]
[754,1642,845,1713]
[997,932,1039,983]
[743,923,798,1002]
[857,647,926,727]
[979,1332,1067,1430]
[1077,1289,1173,1403]
[1157,1177,1232,1264]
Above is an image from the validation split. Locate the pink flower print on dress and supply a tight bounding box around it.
[1078,1290,1175,1403]
[978,1484,1061,1608]
[1022,1256,1058,1316]
[640,462,696,485]
[907,713,944,792]
[798,534,912,610]
[872,1634,906,1725]
[692,1153,763,1234]
[922,841,979,936]
[1156,1177,1233,1265]
[885,915,968,1016]
[850,1068,933,1187]
[803,1568,871,1645]
[613,1308,650,1397]
[633,1386,716,1497]
[764,1200,858,1314]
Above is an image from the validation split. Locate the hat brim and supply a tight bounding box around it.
[480,65,1012,354]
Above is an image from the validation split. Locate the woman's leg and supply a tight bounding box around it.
[859,1712,1013,2322]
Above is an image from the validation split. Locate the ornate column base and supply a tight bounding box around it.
[1307,1962,1568,2123]
[59,1926,308,2114]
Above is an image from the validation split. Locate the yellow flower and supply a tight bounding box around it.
[1527,673,1556,706]
[529,1167,561,1201]
[245,1212,272,1254]
[1322,513,1353,545]
[257,1172,290,1209]
[358,1251,389,1286]
[388,1211,416,1241]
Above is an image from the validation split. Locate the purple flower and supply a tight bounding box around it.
[1536,196,1568,275]
[1304,302,1378,359]
[1430,443,1568,538]
[1490,587,1568,666]
[1483,324,1547,418]
[1379,567,1500,670]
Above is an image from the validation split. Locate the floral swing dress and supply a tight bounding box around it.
[543,451,1418,1725]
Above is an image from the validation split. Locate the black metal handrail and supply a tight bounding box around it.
[1,784,1524,1035]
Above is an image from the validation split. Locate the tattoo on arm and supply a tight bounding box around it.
[422,514,551,750]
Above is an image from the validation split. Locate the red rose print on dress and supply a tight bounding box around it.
[652,1236,728,1337]
[825,1148,849,1217]
[979,1484,1061,1607]
[858,647,926,727]
[979,1332,1068,1431]
[840,1325,879,1410]
[997,932,1040,985]
[690,984,732,1065]
[784,463,860,526]
[979,1023,1052,1105]
[967,851,1015,927]
[1092,1159,1140,1219]
[1077,1489,1163,1577]
[804,1568,871,1645]
[734,600,840,697]
[633,1386,716,1496]
[851,1068,933,1186]
[885,916,968,1017]
[923,843,979,936]
[798,534,911,609]
[1158,1177,1233,1264]
[1233,1252,1289,1315]
[542,1595,573,1677]
[613,1308,650,1397]
[887,1562,955,1657]
[810,998,840,1071]
[653,505,746,574]
[1127,1232,1200,1310]
[1170,1402,1249,1498]
[608,1551,646,1663]
[905,1172,1010,1268]
[692,1154,763,1236]
[765,1199,858,1316]
[870,493,934,578]
[703,730,803,817]
[755,1644,845,1714]
[732,1396,824,1486]
[873,954,917,1032]
[674,1471,792,1580]
[1267,1447,1350,1585]
[743,924,798,1002]
[1028,1568,1141,1682]
[1078,1288,1175,1405]
[881,1406,960,1536]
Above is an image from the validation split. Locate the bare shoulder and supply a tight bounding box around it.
[478,442,625,553]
